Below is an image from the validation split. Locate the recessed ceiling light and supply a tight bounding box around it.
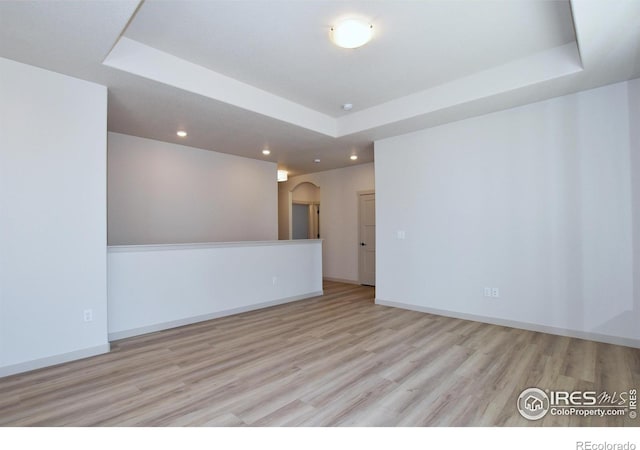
[262,149,271,155]
[176,130,187,137]
[342,103,353,111]
[314,158,321,163]
[350,155,358,161]
[330,18,373,49]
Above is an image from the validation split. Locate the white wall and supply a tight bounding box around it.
[279,163,374,282]
[375,80,639,347]
[292,182,320,203]
[630,78,640,328]
[108,240,323,339]
[0,58,109,376]
[108,132,278,245]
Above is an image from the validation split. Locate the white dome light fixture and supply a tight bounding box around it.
[330,18,373,49]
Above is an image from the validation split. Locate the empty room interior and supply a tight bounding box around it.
[1,0,640,428]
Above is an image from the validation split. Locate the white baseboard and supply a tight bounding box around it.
[109,291,324,341]
[0,343,111,378]
[323,277,361,285]
[376,298,640,349]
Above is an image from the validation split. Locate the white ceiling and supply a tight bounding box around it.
[1,1,639,176]
[124,1,575,116]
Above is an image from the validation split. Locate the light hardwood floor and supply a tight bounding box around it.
[1,281,638,426]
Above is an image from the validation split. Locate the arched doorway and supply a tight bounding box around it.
[290,182,320,240]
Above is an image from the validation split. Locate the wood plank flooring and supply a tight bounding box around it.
[1,281,639,426]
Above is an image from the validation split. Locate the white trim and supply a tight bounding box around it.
[289,180,321,193]
[292,200,319,206]
[323,277,360,285]
[109,291,324,341]
[376,299,640,349]
[0,344,111,378]
[108,239,322,253]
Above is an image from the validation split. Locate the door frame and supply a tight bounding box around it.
[357,190,375,286]
[288,181,321,240]
[291,200,320,239]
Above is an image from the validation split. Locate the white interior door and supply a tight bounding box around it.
[358,193,375,286]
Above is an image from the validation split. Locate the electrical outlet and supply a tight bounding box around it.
[484,287,500,298]
[272,276,278,286]
[83,309,93,322]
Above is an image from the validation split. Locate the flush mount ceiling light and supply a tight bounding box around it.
[262,149,271,155]
[330,18,373,49]
[350,155,358,161]
[277,170,288,182]
[176,130,187,137]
